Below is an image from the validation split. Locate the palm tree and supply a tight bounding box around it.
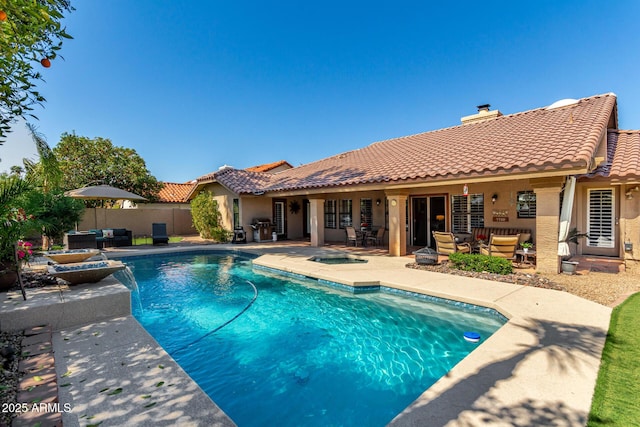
[23,123,62,193]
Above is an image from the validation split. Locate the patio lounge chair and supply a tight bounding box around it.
[479,234,520,259]
[432,231,471,255]
[152,223,169,245]
[345,226,360,247]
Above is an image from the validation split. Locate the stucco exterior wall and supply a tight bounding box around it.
[78,208,195,235]
[197,183,239,232]
[240,196,273,242]
[619,184,640,266]
[137,203,192,210]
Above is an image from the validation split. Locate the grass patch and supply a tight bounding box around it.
[588,292,640,426]
[132,236,183,245]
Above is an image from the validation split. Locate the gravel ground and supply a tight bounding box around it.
[407,262,640,307]
[0,330,22,426]
[539,267,640,307]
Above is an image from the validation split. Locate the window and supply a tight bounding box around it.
[360,198,372,229]
[324,200,337,229]
[451,194,484,233]
[273,201,286,234]
[339,199,352,228]
[516,191,536,218]
[232,198,240,228]
[587,189,614,248]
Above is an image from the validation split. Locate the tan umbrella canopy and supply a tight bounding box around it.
[64,185,146,201]
[65,185,147,230]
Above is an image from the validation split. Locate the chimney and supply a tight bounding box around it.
[461,103,503,125]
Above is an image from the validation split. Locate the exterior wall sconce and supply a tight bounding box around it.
[492,193,498,204]
[626,185,639,200]
[376,199,381,206]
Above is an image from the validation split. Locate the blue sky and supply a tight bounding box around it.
[2,0,640,183]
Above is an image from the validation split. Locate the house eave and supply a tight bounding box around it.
[260,165,590,197]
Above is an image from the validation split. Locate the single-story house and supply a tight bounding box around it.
[188,93,640,274]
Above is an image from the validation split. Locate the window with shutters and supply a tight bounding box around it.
[274,201,285,234]
[339,199,352,228]
[587,189,614,248]
[451,194,484,233]
[324,200,336,229]
[360,198,372,229]
[233,199,240,228]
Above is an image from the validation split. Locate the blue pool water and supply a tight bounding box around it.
[115,252,505,426]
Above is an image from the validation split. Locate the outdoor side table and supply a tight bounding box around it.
[515,249,536,267]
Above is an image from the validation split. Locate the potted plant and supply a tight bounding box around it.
[520,242,533,253]
[560,228,589,275]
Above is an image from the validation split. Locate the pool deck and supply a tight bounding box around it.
[2,242,611,426]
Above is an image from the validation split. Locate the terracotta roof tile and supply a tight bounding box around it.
[192,93,620,195]
[214,168,275,194]
[245,160,293,173]
[588,130,640,180]
[157,182,196,203]
[262,93,617,192]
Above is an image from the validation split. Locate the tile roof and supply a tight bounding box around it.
[214,168,275,194]
[157,182,196,203]
[245,160,293,173]
[587,130,640,180]
[261,93,617,192]
[193,93,620,195]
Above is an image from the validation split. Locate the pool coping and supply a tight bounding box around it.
[3,244,611,426]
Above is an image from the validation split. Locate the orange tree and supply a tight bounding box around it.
[0,0,73,143]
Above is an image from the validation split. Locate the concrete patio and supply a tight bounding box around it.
[1,242,612,426]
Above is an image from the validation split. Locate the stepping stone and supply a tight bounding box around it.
[22,333,52,347]
[23,325,52,337]
[17,381,59,405]
[20,342,53,357]
[19,353,55,373]
[19,367,57,389]
[12,409,62,427]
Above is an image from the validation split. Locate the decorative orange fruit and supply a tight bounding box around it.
[0,10,7,21]
[40,58,51,68]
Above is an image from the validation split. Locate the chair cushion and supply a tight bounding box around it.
[89,229,103,237]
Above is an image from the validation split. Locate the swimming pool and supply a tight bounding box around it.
[116,251,505,426]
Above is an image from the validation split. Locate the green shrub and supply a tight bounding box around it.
[448,252,513,275]
[190,191,230,242]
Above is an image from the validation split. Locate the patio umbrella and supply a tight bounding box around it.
[64,185,146,230]
[64,185,147,201]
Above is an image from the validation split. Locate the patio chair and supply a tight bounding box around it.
[345,226,360,247]
[366,228,385,247]
[432,231,471,255]
[152,223,169,245]
[479,234,520,259]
